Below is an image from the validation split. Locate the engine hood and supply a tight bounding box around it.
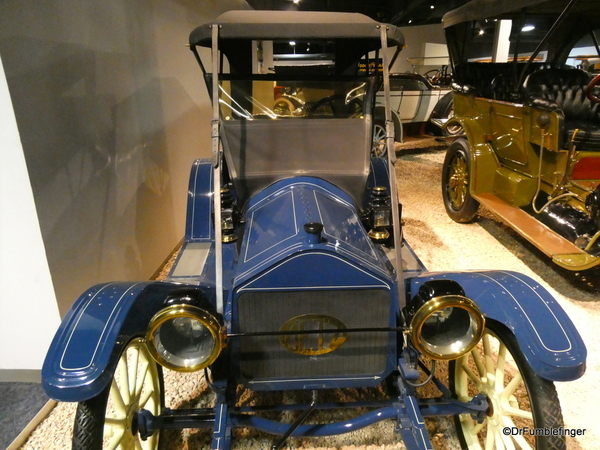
[233,177,394,290]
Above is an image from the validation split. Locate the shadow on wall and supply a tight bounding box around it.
[0,10,209,315]
[1,39,177,315]
[0,0,249,316]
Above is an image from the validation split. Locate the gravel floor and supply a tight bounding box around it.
[18,140,599,449]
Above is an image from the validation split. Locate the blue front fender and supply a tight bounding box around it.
[42,281,193,402]
[409,271,586,381]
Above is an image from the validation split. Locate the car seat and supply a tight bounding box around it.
[524,68,600,150]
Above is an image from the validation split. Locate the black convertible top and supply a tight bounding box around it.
[190,10,404,48]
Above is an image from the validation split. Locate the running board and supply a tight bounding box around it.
[474,193,600,270]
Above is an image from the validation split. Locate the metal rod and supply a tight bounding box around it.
[234,399,396,413]
[141,396,486,433]
[226,326,407,339]
[211,24,224,314]
[379,25,406,310]
[517,0,579,88]
[271,390,317,450]
[592,30,600,58]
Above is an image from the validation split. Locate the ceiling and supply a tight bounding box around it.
[244,0,472,26]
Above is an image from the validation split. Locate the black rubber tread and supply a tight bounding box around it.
[72,387,110,450]
[309,95,363,117]
[430,92,461,136]
[431,91,454,119]
[450,320,566,450]
[441,138,480,223]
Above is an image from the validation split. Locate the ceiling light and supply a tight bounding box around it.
[479,29,484,35]
[293,0,300,3]
[430,5,435,9]
[522,25,535,32]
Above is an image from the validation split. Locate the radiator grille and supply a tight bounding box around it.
[236,289,391,382]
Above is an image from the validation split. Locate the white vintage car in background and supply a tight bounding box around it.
[373,70,460,155]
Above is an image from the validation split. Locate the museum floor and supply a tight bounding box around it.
[10,140,600,449]
[0,382,49,449]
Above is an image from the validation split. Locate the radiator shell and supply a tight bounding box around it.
[236,288,392,387]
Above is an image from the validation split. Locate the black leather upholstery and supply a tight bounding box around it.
[524,68,600,150]
[454,63,516,99]
[453,62,552,102]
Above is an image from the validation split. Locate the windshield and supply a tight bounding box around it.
[217,77,375,206]
[219,78,370,120]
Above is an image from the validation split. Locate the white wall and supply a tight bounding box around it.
[0,55,60,380]
[391,23,447,74]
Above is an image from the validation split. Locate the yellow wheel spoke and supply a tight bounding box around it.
[471,420,485,435]
[138,386,155,410]
[471,346,487,381]
[485,422,495,450]
[104,417,126,429]
[128,346,141,398]
[513,433,534,450]
[135,361,150,399]
[501,417,534,450]
[117,355,130,405]
[460,360,483,389]
[110,378,128,417]
[502,372,523,399]
[501,429,517,450]
[495,344,507,393]
[483,335,495,381]
[494,429,508,450]
[105,426,125,450]
[503,405,533,420]
[146,433,159,448]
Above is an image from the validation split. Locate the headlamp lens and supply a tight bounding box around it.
[410,296,485,360]
[146,305,221,372]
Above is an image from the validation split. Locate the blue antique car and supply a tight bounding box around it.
[42,10,586,450]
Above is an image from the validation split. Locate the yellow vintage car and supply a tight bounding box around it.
[441,0,600,271]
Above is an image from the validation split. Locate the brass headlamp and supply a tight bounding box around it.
[404,280,485,360]
[146,289,223,372]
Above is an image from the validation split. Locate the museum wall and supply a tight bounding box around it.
[1,54,61,379]
[390,23,447,73]
[0,0,250,375]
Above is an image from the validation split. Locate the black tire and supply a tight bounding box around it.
[374,106,402,143]
[431,92,462,136]
[450,320,566,450]
[442,138,480,222]
[432,91,453,119]
[309,95,362,117]
[372,119,388,157]
[72,337,164,450]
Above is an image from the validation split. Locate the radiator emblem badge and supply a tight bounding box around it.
[279,314,347,355]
